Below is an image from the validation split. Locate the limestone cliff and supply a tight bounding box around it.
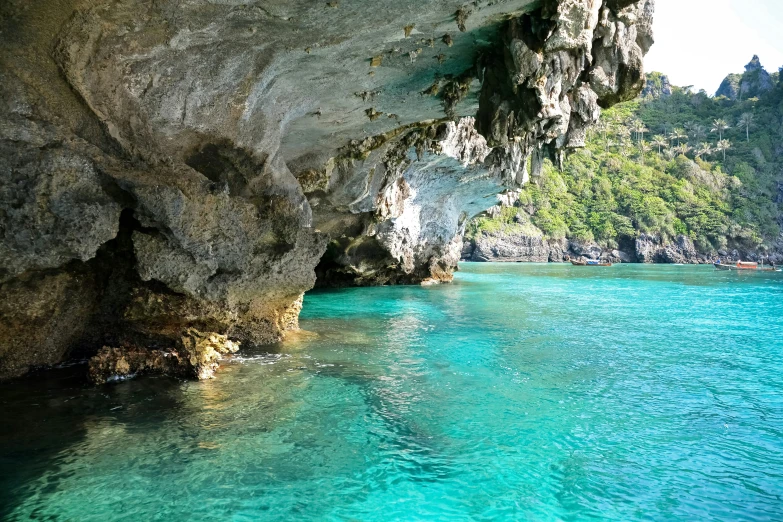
[0,0,654,379]
[641,71,672,98]
[716,55,774,100]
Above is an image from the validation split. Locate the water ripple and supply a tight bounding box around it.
[2,264,783,520]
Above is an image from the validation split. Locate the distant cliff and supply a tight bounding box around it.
[466,57,783,265]
[716,55,776,100]
[642,72,673,99]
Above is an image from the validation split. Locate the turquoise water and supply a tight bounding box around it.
[2,264,783,521]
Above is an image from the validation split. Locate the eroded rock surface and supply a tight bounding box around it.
[716,55,775,100]
[88,329,240,384]
[0,0,654,378]
[466,223,567,263]
[635,233,710,264]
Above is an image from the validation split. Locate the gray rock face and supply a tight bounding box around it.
[470,228,555,263]
[610,249,633,264]
[716,74,742,100]
[0,0,654,378]
[740,55,774,99]
[0,76,123,283]
[0,265,101,380]
[464,224,633,264]
[465,229,712,265]
[716,55,774,100]
[642,72,672,98]
[635,233,707,264]
[315,118,504,285]
[568,241,604,260]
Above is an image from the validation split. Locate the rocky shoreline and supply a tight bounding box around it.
[462,229,783,265]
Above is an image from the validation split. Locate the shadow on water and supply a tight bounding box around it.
[0,325,454,519]
[314,363,456,483]
[0,365,187,520]
[244,324,457,484]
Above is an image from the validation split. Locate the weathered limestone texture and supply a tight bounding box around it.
[0,0,653,378]
[88,329,240,384]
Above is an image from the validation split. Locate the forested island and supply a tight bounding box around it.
[464,56,783,264]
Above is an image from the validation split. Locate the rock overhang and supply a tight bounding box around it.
[0,0,654,379]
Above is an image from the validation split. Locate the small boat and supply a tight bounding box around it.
[571,259,612,267]
[714,260,780,272]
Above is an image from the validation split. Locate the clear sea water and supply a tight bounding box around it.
[2,263,783,521]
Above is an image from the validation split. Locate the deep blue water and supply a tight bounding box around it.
[2,263,783,521]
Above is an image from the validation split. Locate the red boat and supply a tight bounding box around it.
[713,261,780,272]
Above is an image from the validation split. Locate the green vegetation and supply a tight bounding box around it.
[467,72,783,254]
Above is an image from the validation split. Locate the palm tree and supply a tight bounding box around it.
[737,113,754,142]
[711,119,729,141]
[618,140,633,158]
[638,124,649,144]
[612,135,632,155]
[688,124,707,144]
[651,135,668,155]
[617,126,632,142]
[630,119,641,141]
[674,144,692,157]
[638,141,652,155]
[716,139,731,161]
[695,143,712,159]
[631,120,649,143]
[670,128,687,147]
[594,120,610,149]
[683,121,698,139]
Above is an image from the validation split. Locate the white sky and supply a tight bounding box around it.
[644,0,783,94]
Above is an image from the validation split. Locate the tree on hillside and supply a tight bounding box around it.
[737,113,754,142]
[695,142,712,159]
[630,119,641,140]
[617,126,632,141]
[688,123,707,144]
[618,139,634,158]
[651,135,668,155]
[716,139,731,161]
[670,128,687,146]
[631,120,649,143]
[711,118,729,140]
[674,144,692,157]
[640,125,650,144]
[594,120,609,149]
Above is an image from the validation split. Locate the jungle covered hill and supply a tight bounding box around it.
[464,57,783,264]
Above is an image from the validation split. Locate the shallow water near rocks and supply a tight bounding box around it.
[2,263,783,521]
